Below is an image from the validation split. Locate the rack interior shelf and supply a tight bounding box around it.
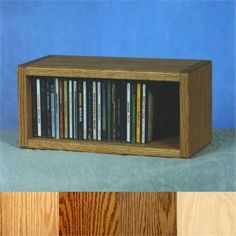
[18,55,212,158]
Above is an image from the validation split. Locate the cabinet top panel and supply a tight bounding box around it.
[20,55,210,74]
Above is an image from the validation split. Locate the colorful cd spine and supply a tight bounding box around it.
[87,81,93,140]
[101,81,107,140]
[141,83,146,144]
[92,81,97,140]
[131,82,136,144]
[126,82,131,143]
[136,83,141,143]
[64,80,68,139]
[69,80,73,139]
[59,79,64,139]
[36,78,41,137]
[111,82,116,141]
[50,81,55,138]
[120,80,127,142]
[83,81,87,140]
[46,79,51,138]
[40,79,47,137]
[97,81,102,141]
[107,81,111,141]
[73,80,78,139]
[55,78,60,139]
[78,81,83,140]
[116,81,121,141]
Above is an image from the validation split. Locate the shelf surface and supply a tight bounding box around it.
[27,135,180,158]
[21,55,210,74]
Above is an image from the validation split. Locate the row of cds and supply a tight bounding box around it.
[31,77,154,144]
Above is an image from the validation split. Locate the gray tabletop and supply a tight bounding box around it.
[0,129,235,191]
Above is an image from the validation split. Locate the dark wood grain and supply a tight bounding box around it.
[59,192,176,236]
[59,192,118,236]
[180,62,212,157]
[21,55,210,83]
[20,55,208,73]
[119,192,176,236]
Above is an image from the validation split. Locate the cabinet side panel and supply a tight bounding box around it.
[180,62,212,157]
[26,76,33,139]
[18,67,33,147]
[180,76,191,157]
[18,66,27,147]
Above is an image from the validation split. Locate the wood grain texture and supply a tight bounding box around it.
[21,55,207,72]
[18,66,27,147]
[59,192,176,236]
[59,192,118,236]
[27,136,180,158]
[0,192,58,236]
[119,192,176,236]
[180,62,212,157]
[177,192,236,236]
[18,65,33,147]
[21,55,210,82]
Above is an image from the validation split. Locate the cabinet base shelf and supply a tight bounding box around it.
[26,136,180,158]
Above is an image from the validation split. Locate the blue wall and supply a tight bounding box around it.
[0,1,235,129]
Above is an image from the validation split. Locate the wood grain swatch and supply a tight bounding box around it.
[177,192,236,236]
[0,192,58,236]
[59,192,176,236]
[59,192,117,236]
[119,192,176,236]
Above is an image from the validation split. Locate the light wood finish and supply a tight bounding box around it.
[0,192,58,236]
[18,55,212,158]
[180,62,212,157]
[177,192,236,236]
[59,192,176,236]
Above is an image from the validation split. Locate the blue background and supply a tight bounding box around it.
[0,1,235,130]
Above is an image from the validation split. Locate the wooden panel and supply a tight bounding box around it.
[25,67,180,82]
[26,75,33,140]
[27,136,180,158]
[18,66,33,147]
[59,192,118,236]
[177,192,236,236]
[180,62,212,157]
[21,55,208,72]
[18,66,27,147]
[119,192,176,236]
[59,192,176,236]
[0,192,58,236]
